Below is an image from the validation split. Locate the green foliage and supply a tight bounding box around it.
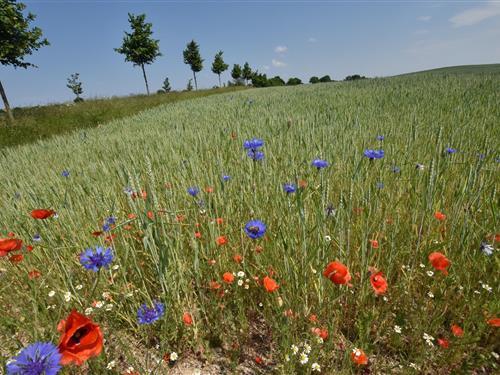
[114,13,161,67]
[0,0,49,69]
[231,64,242,81]
[66,73,83,101]
[211,50,228,86]
[319,75,332,83]
[186,78,193,91]
[251,73,268,88]
[268,75,285,86]
[183,40,203,90]
[309,76,320,84]
[345,74,366,81]
[161,77,171,93]
[286,77,302,86]
[242,62,253,84]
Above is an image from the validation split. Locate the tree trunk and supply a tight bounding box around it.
[141,64,150,95]
[192,70,198,90]
[218,73,221,88]
[0,80,14,124]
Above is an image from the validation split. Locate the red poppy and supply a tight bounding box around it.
[0,238,22,257]
[254,356,264,365]
[309,314,318,323]
[7,232,15,237]
[205,186,214,193]
[311,327,329,340]
[323,261,351,285]
[91,231,103,237]
[487,317,500,327]
[451,324,463,337]
[209,281,221,290]
[298,179,307,189]
[128,213,137,219]
[176,214,186,222]
[428,252,450,275]
[434,211,446,221]
[437,338,449,348]
[223,272,235,284]
[28,270,42,279]
[9,254,24,263]
[57,310,103,365]
[216,236,227,246]
[194,232,202,239]
[31,209,55,219]
[370,271,388,295]
[216,218,224,225]
[182,312,193,326]
[263,276,279,293]
[369,239,379,249]
[233,254,243,263]
[26,245,33,252]
[351,348,368,366]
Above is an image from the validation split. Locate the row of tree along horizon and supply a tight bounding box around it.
[1,1,366,123]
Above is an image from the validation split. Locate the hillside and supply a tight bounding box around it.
[400,63,500,76]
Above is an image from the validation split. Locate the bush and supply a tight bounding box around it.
[345,74,367,81]
[319,75,332,83]
[286,77,302,86]
[309,76,320,84]
[268,76,285,86]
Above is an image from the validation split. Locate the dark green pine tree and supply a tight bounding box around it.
[242,62,252,86]
[211,50,229,87]
[115,13,161,95]
[0,0,49,124]
[183,40,203,90]
[231,64,242,82]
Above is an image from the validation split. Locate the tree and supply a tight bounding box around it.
[66,73,84,102]
[0,0,49,124]
[319,75,331,83]
[115,13,161,95]
[309,76,320,84]
[242,62,252,85]
[286,77,302,86]
[268,76,285,86]
[186,79,193,92]
[251,73,269,88]
[161,77,171,92]
[231,64,242,82]
[183,40,203,90]
[345,74,366,81]
[211,50,228,87]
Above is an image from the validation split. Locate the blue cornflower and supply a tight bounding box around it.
[79,246,113,272]
[480,242,494,256]
[376,135,385,141]
[376,182,384,189]
[283,183,297,194]
[123,186,134,196]
[137,300,165,325]
[222,175,231,182]
[445,147,457,154]
[247,150,264,161]
[106,216,116,225]
[243,138,264,150]
[311,159,329,169]
[102,223,111,232]
[61,170,70,178]
[363,149,384,160]
[244,220,266,239]
[33,234,41,242]
[478,154,485,160]
[6,342,62,375]
[187,187,199,197]
[392,166,401,173]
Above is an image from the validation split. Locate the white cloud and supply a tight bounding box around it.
[274,45,288,53]
[450,2,500,27]
[417,15,432,22]
[272,59,287,68]
[308,37,317,43]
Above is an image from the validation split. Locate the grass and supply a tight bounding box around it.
[401,63,500,76]
[0,86,247,149]
[0,73,499,374]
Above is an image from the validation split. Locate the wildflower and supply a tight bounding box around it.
[244,220,266,239]
[351,348,368,366]
[169,352,178,361]
[369,239,379,248]
[426,270,434,277]
[434,211,446,221]
[312,327,329,340]
[233,254,243,263]
[237,271,245,278]
[243,138,264,150]
[222,175,231,182]
[33,233,41,242]
[48,291,55,298]
[370,271,388,295]
[187,187,199,197]
[323,261,351,285]
[247,150,264,160]
[303,343,312,354]
[111,264,120,271]
[480,242,494,256]
[394,325,402,334]
[324,235,332,242]
[80,246,113,272]
[283,183,297,194]
[487,317,500,327]
[64,292,72,302]
[376,135,385,141]
[106,360,116,370]
[137,301,165,325]
[254,356,263,365]
[311,159,329,169]
[28,270,42,280]
[105,304,113,311]
[61,170,70,177]
[364,149,384,159]
[6,342,62,375]
[445,147,457,154]
[0,238,22,257]
[427,291,434,298]
[376,182,384,189]
[437,338,449,348]
[291,344,299,355]
[311,362,321,372]
[263,276,279,292]
[451,324,464,337]
[299,352,309,365]
[223,272,235,284]
[31,209,55,219]
[423,333,434,347]
[84,307,93,315]
[216,236,228,246]
[392,166,401,173]
[415,163,425,170]
[57,310,103,365]
[481,283,492,292]
[183,312,193,326]
[428,252,450,275]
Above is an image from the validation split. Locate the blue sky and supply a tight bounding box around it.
[2,0,500,107]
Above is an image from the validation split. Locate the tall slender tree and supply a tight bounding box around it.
[242,62,252,86]
[115,13,161,95]
[66,73,84,102]
[0,0,49,124]
[183,40,203,90]
[231,64,242,82]
[211,51,229,87]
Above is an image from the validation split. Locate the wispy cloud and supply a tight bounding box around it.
[417,15,432,22]
[308,37,317,43]
[272,59,287,68]
[274,45,288,53]
[449,2,500,27]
